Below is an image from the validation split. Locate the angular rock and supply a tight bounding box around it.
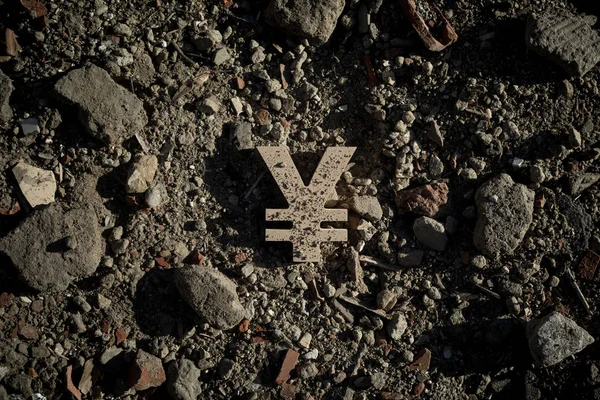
[231,121,254,150]
[387,313,407,341]
[397,249,424,267]
[0,69,13,127]
[0,204,103,291]
[527,311,594,367]
[276,349,300,385]
[413,216,447,251]
[12,161,56,208]
[126,154,158,193]
[174,265,245,330]
[54,64,147,146]
[569,173,600,195]
[526,9,600,77]
[167,359,201,400]
[474,174,534,258]
[265,0,345,44]
[348,195,383,222]
[129,350,166,391]
[395,182,449,217]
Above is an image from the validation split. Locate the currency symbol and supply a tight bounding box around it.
[257,146,356,262]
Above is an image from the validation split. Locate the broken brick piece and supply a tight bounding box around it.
[578,250,600,281]
[239,319,250,333]
[129,349,166,391]
[18,322,39,340]
[408,348,431,371]
[275,349,300,385]
[413,382,425,396]
[115,327,128,345]
[0,292,14,308]
[66,365,83,400]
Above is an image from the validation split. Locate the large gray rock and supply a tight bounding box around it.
[174,265,245,330]
[0,204,103,291]
[0,69,13,127]
[527,311,594,367]
[526,9,600,77]
[474,174,534,258]
[54,64,147,146]
[413,216,447,251]
[265,0,345,44]
[167,359,201,400]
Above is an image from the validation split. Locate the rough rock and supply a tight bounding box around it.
[395,182,449,217]
[54,64,147,146]
[0,69,13,126]
[126,154,158,193]
[265,0,345,44]
[569,173,600,195]
[397,249,424,267]
[527,311,594,367]
[167,359,201,400]
[348,195,383,222]
[526,8,600,77]
[474,174,534,258]
[232,121,254,150]
[387,313,408,341]
[0,204,103,291]
[12,161,56,208]
[413,216,448,251]
[174,265,246,330]
[129,350,166,391]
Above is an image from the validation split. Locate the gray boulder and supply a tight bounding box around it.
[54,64,147,146]
[174,265,245,330]
[474,174,534,258]
[167,359,201,400]
[0,69,13,127]
[527,311,594,367]
[0,204,103,291]
[265,0,345,44]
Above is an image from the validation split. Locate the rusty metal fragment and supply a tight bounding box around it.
[397,0,458,51]
[258,146,356,262]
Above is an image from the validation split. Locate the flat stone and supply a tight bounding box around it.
[474,174,534,258]
[0,204,103,291]
[526,8,600,77]
[569,173,600,195]
[214,47,231,66]
[0,69,13,126]
[12,161,56,208]
[397,249,424,267]
[54,64,147,146]
[265,0,345,44]
[174,265,246,330]
[413,216,447,251]
[126,154,158,194]
[231,121,254,150]
[348,195,383,222]
[167,359,201,400]
[527,311,594,367]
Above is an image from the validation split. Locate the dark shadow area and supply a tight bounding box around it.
[132,268,197,337]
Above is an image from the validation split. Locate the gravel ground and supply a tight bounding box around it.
[1,0,600,399]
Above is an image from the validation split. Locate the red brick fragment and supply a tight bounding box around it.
[379,392,402,400]
[235,77,245,90]
[155,257,171,268]
[18,322,39,340]
[280,383,297,399]
[408,348,431,371]
[239,319,250,333]
[129,350,166,391]
[275,349,299,385]
[115,327,128,345]
[395,182,449,217]
[66,365,82,400]
[578,250,600,281]
[413,382,425,396]
[234,252,247,264]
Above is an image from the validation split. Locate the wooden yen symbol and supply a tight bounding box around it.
[257,146,356,262]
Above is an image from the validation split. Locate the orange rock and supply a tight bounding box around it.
[129,350,166,391]
[408,348,431,371]
[115,327,128,345]
[413,382,425,396]
[395,182,449,217]
[66,365,82,400]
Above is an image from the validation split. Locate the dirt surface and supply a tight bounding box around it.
[1,0,600,399]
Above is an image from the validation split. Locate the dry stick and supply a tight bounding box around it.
[565,267,592,315]
[359,255,401,271]
[243,171,266,200]
[471,282,501,299]
[171,41,197,66]
[338,294,390,320]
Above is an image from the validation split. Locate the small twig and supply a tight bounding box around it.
[339,294,390,320]
[359,255,401,271]
[471,282,501,299]
[565,267,592,315]
[244,171,266,200]
[171,41,197,66]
